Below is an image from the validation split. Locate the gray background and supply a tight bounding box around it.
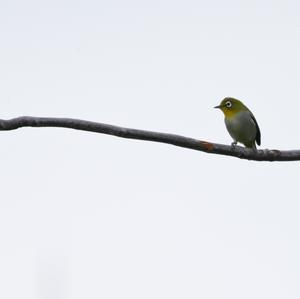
[0,0,299,298]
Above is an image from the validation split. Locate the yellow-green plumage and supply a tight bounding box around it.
[214,97,261,148]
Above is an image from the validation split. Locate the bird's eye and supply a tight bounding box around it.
[225,101,232,108]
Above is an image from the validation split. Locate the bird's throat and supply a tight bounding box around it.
[222,108,236,119]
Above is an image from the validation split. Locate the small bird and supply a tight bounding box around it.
[214,97,261,149]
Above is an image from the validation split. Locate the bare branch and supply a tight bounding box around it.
[0,116,298,162]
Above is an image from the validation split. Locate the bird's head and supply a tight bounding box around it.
[214,97,247,118]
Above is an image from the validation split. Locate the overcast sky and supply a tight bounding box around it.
[0,1,299,298]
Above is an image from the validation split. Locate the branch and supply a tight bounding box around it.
[0,116,298,162]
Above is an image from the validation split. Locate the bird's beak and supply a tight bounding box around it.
[214,105,221,109]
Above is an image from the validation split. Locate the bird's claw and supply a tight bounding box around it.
[231,141,237,149]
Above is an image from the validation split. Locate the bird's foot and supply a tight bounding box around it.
[231,141,237,149]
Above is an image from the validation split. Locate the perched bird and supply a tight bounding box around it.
[214,97,261,149]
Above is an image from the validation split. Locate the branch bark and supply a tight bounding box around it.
[0,116,298,162]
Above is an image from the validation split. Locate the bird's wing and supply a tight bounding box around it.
[250,112,261,146]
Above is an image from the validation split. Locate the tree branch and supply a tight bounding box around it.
[0,116,298,162]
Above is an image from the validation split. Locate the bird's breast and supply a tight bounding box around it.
[225,111,257,144]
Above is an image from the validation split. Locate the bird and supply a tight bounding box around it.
[214,97,261,149]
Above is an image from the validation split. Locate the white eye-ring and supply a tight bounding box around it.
[225,101,232,108]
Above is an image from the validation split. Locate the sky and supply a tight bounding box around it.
[0,0,299,298]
